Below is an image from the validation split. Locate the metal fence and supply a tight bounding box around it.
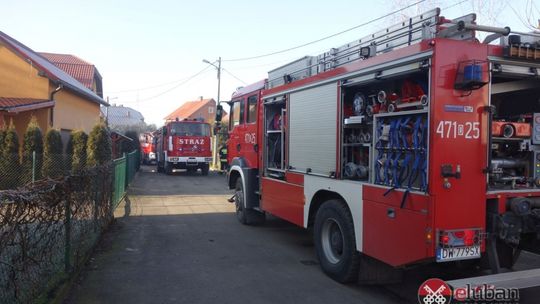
[0,166,113,303]
[0,153,80,191]
[112,156,126,208]
[126,150,140,187]
[0,150,141,192]
[0,149,140,303]
[111,150,139,208]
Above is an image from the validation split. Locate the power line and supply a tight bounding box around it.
[222,68,248,85]
[117,66,213,103]
[107,71,210,94]
[222,0,428,62]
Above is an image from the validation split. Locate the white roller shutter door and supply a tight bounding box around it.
[289,83,337,175]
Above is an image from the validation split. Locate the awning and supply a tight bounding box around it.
[0,97,55,113]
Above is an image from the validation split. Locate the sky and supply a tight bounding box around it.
[2,0,540,126]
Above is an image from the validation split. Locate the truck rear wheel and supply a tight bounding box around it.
[234,179,264,225]
[314,199,360,283]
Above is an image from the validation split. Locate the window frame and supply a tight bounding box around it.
[246,94,258,124]
[230,99,243,128]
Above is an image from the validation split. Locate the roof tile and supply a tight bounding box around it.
[0,97,49,108]
[39,53,96,90]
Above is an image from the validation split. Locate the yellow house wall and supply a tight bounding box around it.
[0,43,101,137]
[0,44,49,99]
[52,88,101,134]
[5,108,49,144]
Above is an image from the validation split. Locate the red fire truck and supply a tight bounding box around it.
[140,132,157,165]
[155,119,212,175]
[220,8,540,286]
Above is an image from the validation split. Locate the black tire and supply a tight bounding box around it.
[201,164,209,176]
[234,179,265,225]
[314,199,360,283]
[164,161,173,175]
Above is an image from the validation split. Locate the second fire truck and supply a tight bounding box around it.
[155,118,212,175]
[219,8,540,285]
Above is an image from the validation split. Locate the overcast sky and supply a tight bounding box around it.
[2,0,539,126]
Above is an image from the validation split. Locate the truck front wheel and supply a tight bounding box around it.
[234,179,264,225]
[201,164,209,176]
[314,199,360,283]
[164,161,173,175]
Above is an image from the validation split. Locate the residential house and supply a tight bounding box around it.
[38,52,103,98]
[0,31,107,143]
[164,97,222,124]
[104,105,145,132]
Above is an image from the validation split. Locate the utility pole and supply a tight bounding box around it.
[202,57,222,169]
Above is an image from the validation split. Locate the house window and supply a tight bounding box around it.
[208,106,214,114]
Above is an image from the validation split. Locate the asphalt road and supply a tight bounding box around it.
[64,166,540,304]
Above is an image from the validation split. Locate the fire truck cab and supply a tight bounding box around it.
[156,119,212,175]
[222,8,540,285]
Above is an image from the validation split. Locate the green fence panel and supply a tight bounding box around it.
[113,156,126,208]
[125,150,138,187]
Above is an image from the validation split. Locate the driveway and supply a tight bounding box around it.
[64,167,400,304]
[65,166,540,304]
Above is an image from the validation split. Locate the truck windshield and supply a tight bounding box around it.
[169,122,210,136]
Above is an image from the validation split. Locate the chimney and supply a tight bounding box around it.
[200,96,203,101]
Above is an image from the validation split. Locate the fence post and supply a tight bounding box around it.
[110,162,115,218]
[32,151,36,183]
[124,152,129,188]
[64,198,71,273]
[93,171,99,233]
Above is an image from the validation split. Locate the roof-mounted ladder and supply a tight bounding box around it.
[267,7,477,89]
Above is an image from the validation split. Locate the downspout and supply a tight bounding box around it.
[49,84,63,127]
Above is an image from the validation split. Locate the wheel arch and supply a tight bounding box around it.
[228,169,241,189]
[227,157,248,190]
[303,175,363,252]
[228,157,259,209]
[308,190,348,228]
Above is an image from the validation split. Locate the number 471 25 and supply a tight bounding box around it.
[436,121,480,139]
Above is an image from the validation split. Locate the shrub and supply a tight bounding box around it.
[0,127,5,156]
[0,121,20,189]
[22,117,43,183]
[42,129,64,178]
[68,130,88,173]
[87,123,112,167]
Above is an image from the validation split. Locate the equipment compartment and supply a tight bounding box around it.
[264,96,287,179]
[488,70,540,190]
[340,71,429,187]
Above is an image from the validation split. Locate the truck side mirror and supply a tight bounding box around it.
[215,104,223,122]
[162,127,167,136]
